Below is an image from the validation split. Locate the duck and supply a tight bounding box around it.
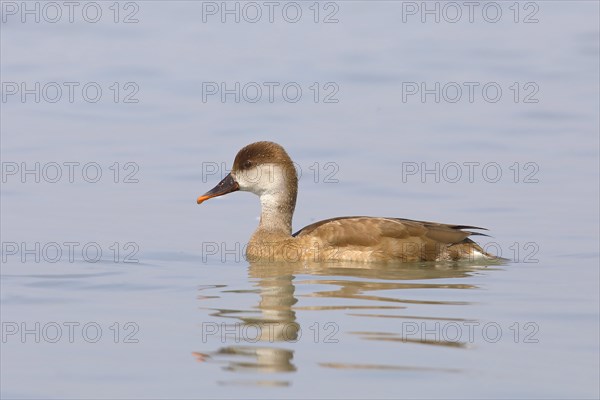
[197,141,496,263]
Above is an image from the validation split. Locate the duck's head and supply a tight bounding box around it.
[197,141,298,208]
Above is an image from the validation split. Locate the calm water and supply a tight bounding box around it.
[1,1,599,398]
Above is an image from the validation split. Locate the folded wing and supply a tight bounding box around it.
[293,217,488,262]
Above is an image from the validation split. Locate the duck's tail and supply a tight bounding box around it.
[447,238,507,262]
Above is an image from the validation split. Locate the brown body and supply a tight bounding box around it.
[198,142,494,263]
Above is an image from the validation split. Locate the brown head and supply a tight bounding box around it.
[197,142,298,217]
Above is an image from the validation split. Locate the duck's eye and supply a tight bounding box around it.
[243,160,253,169]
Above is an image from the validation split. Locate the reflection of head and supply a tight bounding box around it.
[193,345,296,373]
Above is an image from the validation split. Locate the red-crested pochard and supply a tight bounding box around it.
[197,141,495,263]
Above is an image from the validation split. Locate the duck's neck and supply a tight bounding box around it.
[257,190,296,237]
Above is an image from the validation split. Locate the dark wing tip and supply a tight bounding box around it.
[452,225,489,231]
[466,231,492,237]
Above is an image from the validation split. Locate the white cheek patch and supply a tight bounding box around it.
[234,167,262,192]
[235,164,288,195]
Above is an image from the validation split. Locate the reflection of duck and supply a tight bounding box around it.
[194,261,483,376]
[193,346,295,373]
[193,263,299,375]
[197,141,497,263]
[249,261,479,309]
[238,266,300,342]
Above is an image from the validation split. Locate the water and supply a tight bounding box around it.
[1,1,599,398]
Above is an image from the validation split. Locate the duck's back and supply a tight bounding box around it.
[293,216,492,262]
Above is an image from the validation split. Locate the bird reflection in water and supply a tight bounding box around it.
[192,262,300,379]
[193,260,500,380]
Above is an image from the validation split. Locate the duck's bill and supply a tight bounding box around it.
[197,173,240,204]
